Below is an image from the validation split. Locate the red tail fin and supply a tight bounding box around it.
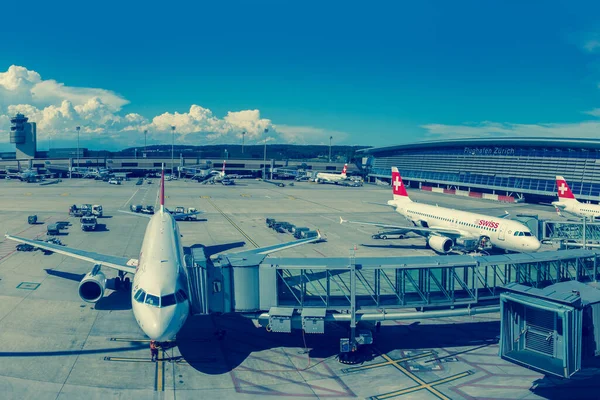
[556,176,576,200]
[222,160,226,175]
[160,167,165,211]
[341,164,348,176]
[391,167,409,200]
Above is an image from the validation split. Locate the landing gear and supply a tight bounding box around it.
[115,272,131,291]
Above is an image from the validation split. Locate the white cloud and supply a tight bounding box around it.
[274,125,348,144]
[584,108,600,117]
[0,65,348,150]
[421,120,600,139]
[584,39,600,53]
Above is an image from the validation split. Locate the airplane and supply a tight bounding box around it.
[6,167,322,343]
[3,167,55,182]
[552,176,600,220]
[340,167,541,254]
[315,164,349,184]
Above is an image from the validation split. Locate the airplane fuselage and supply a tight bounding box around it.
[393,201,541,252]
[131,211,190,341]
[552,199,600,220]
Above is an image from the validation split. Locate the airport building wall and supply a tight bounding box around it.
[360,138,600,202]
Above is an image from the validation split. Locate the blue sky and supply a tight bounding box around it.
[2,0,600,150]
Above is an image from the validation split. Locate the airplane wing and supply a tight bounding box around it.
[339,217,465,238]
[5,234,137,274]
[230,231,323,258]
[498,211,511,219]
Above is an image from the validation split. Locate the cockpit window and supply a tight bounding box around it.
[145,294,160,307]
[175,290,188,303]
[523,232,532,236]
[134,289,146,303]
[161,293,177,307]
[514,231,524,236]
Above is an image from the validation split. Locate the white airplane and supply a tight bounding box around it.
[315,164,348,184]
[6,169,322,343]
[341,167,541,254]
[552,176,600,220]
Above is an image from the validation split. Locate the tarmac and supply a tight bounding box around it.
[0,177,594,399]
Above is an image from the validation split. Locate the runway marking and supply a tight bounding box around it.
[206,198,259,248]
[122,188,140,208]
[369,350,471,400]
[240,194,251,197]
[341,351,435,373]
[156,348,165,391]
[23,192,32,196]
[200,195,211,199]
[60,193,70,196]
[371,369,474,400]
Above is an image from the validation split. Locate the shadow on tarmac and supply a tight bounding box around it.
[176,314,500,375]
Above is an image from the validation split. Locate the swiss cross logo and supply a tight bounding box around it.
[558,183,568,195]
[393,176,402,190]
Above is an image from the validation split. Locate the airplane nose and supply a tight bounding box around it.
[530,239,542,251]
[143,308,177,341]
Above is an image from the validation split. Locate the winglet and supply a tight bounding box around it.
[160,164,165,213]
[341,164,348,177]
[222,160,226,176]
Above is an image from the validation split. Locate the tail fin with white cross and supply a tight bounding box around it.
[391,167,412,203]
[556,176,578,203]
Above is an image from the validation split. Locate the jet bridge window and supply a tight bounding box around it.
[145,294,160,307]
[134,289,146,303]
[161,293,177,307]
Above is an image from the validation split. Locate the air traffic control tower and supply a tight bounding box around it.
[10,113,37,159]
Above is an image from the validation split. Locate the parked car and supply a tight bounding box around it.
[108,178,120,185]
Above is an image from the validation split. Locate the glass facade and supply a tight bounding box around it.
[368,143,600,200]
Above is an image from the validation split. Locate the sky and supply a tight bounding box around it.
[2,0,600,151]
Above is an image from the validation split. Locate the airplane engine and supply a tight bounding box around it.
[78,268,107,303]
[427,235,453,254]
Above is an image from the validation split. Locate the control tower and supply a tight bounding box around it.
[10,113,37,159]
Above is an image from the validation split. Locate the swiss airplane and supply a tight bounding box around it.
[6,169,321,342]
[341,167,541,253]
[316,164,348,184]
[552,176,600,220]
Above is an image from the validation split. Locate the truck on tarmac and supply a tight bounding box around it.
[174,207,199,221]
[92,205,103,217]
[80,215,98,231]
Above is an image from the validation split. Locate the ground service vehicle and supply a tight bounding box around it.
[92,205,103,217]
[80,216,98,231]
[141,205,154,214]
[130,204,142,213]
[47,223,60,235]
[27,215,37,224]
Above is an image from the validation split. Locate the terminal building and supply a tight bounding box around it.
[360,137,600,202]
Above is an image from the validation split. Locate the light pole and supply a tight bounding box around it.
[242,131,246,154]
[263,128,268,179]
[144,129,148,158]
[171,126,175,175]
[76,126,81,170]
[329,135,332,162]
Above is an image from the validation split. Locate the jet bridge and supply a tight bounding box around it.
[542,219,600,243]
[187,248,600,318]
[186,247,600,357]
